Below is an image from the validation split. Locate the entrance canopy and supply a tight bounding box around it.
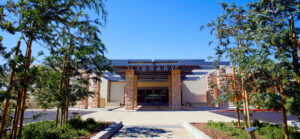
[105,59,229,82]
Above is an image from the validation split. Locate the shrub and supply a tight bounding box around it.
[252,120,300,139]
[207,120,248,139]
[67,117,102,133]
[22,120,87,139]
[67,116,85,129]
[21,117,105,139]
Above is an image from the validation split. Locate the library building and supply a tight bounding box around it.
[76,59,231,110]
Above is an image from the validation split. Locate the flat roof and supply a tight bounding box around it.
[105,59,229,82]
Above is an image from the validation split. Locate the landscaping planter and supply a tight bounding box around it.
[186,120,300,139]
[183,122,211,139]
[19,118,115,139]
[91,121,123,139]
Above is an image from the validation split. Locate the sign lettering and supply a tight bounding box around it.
[129,65,176,72]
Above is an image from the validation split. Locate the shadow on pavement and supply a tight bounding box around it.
[114,126,172,138]
[136,105,222,111]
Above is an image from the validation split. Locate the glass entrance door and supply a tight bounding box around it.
[137,87,168,105]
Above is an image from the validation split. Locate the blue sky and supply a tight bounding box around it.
[1,0,255,63]
[101,0,254,60]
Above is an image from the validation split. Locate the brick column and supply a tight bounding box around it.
[134,75,138,108]
[171,69,181,110]
[91,75,100,108]
[206,73,215,107]
[168,75,172,108]
[216,69,228,108]
[125,69,135,110]
[77,73,89,109]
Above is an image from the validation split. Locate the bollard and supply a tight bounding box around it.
[246,127,257,139]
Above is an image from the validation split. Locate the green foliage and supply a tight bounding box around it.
[22,121,79,139]
[252,120,300,139]
[22,117,105,139]
[207,120,248,139]
[68,117,105,133]
[209,120,300,139]
[207,0,300,121]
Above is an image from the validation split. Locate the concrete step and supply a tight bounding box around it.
[106,102,121,107]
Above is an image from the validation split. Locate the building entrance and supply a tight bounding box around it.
[137,87,169,105]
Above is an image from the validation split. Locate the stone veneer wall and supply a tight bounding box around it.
[216,69,229,108]
[124,69,135,110]
[77,73,90,109]
[205,68,230,108]
[206,73,215,107]
[171,69,181,110]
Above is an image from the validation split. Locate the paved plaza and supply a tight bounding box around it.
[81,106,236,139]
[21,106,298,138]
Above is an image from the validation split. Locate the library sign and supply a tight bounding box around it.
[129,65,176,72]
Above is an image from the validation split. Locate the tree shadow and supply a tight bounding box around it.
[114,126,173,138]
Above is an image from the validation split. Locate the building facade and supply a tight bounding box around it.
[76,59,231,110]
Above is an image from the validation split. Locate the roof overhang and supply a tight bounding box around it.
[109,59,229,82]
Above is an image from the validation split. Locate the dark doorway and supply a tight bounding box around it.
[137,87,168,106]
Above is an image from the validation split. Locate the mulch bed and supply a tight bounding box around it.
[191,123,234,139]
[78,122,113,139]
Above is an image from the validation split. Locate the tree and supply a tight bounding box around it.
[207,1,299,139]
[0,0,110,138]
[207,2,252,127]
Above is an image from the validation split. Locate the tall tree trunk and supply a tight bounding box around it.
[238,39,251,127]
[18,39,33,137]
[276,37,289,139]
[279,85,289,139]
[56,39,72,126]
[11,90,22,139]
[65,60,71,123]
[0,41,21,139]
[289,12,300,125]
[60,108,64,126]
[65,106,69,123]
[214,75,219,107]
[242,83,248,127]
[244,89,251,127]
[10,98,19,139]
[232,63,241,127]
[56,49,68,125]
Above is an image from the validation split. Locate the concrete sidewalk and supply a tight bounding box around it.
[82,109,236,138]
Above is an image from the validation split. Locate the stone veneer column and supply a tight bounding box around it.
[91,75,100,108]
[134,75,138,108]
[206,73,215,107]
[171,69,181,110]
[125,69,135,110]
[77,73,89,109]
[168,75,172,108]
[216,69,228,108]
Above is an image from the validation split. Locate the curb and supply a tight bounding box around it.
[91,121,123,139]
[182,122,211,139]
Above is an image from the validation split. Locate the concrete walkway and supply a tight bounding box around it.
[81,107,236,139]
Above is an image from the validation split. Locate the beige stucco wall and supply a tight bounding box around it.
[108,79,208,105]
[87,75,108,108]
[110,82,125,104]
[182,77,207,104]
[100,77,108,102]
